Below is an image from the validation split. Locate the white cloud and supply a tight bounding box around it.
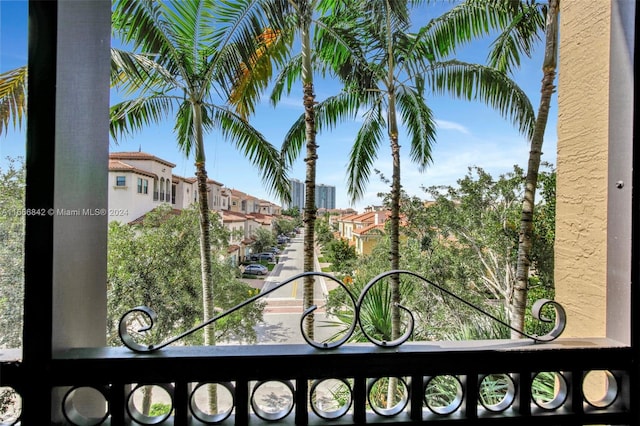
[435,119,471,135]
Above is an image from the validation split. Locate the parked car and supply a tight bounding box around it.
[243,264,268,275]
[250,252,276,262]
[267,246,281,254]
[277,234,290,244]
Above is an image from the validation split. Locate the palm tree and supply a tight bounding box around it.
[266,0,357,339]
[0,65,27,136]
[425,0,557,336]
[109,0,290,349]
[289,0,536,343]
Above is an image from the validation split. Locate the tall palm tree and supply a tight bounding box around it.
[425,0,557,336]
[284,0,535,343]
[0,65,27,136]
[266,0,357,339]
[110,0,290,348]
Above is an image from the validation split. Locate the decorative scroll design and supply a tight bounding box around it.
[119,270,566,352]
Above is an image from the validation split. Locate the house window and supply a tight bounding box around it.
[137,178,143,193]
[143,179,148,194]
[153,178,159,201]
[116,176,126,187]
[165,179,170,202]
[160,177,165,200]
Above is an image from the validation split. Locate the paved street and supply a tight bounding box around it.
[253,230,342,344]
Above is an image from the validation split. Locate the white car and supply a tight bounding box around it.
[244,264,268,275]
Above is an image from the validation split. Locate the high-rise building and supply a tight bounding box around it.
[286,179,337,211]
[316,184,336,210]
[287,178,305,212]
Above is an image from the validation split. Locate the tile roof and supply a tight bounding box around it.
[109,151,176,168]
[108,159,158,179]
[128,207,182,225]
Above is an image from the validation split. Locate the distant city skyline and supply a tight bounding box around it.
[285,178,336,212]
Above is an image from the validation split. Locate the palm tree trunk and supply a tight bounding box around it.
[511,0,559,337]
[301,6,317,340]
[193,102,218,411]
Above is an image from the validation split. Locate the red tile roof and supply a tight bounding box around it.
[108,159,158,179]
[109,151,176,168]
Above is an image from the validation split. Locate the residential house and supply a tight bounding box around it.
[335,210,391,255]
[108,152,176,223]
[171,175,197,209]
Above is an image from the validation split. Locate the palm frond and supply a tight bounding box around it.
[228,28,293,119]
[110,48,181,95]
[110,95,177,142]
[112,0,185,76]
[396,86,436,171]
[347,104,385,203]
[487,3,544,73]
[421,0,517,59]
[280,91,364,167]
[269,53,303,106]
[429,60,535,138]
[210,105,291,203]
[0,66,27,136]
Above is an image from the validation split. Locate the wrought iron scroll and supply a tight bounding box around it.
[119,270,566,352]
[118,272,357,352]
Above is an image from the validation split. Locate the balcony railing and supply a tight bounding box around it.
[0,339,632,425]
[0,271,635,425]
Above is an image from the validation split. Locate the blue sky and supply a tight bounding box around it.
[0,0,557,212]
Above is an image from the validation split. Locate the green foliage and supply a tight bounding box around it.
[315,216,335,247]
[251,227,276,254]
[0,157,24,349]
[324,238,357,274]
[281,206,301,220]
[420,165,556,309]
[274,216,298,237]
[107,205,264,346]
[149,403,172,417]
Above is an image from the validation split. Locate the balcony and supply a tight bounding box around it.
[0,1,637,425]
[1,338,632,425]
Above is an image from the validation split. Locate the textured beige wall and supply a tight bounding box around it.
[555,2,611,337]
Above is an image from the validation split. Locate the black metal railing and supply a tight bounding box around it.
[0,271,634,425]
[0,341,632,425]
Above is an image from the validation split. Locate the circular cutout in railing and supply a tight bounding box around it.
[190,382,235,424]
[367,377,409,417]
[424,375,464,415]
[478,374,516,413]
[62,386,109,426]
[310,379,352,420]
[126,383,174,425]
[531,371,568,411]
[250,380,295,421]
[583,370,619,409]
[0,386,21,426]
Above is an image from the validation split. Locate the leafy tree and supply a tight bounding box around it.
[110,0,290,348]
[324,238,357,274]
[274,216,299,237]
[421,165,556,329]
[251,227,277,255]
[281,205,301,220]
[314,215,334,247]
[107,205,264,347]
[0,157,24,349]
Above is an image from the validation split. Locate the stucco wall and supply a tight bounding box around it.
[555,2,611,337]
